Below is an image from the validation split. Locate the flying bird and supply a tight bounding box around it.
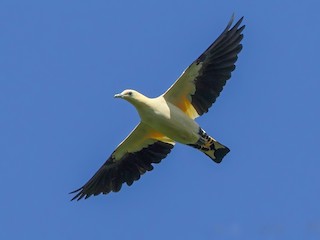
[71,15,245,200]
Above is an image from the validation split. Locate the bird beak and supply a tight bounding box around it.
[114,93,122,98]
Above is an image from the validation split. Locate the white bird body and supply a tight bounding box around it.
[71,15,245,200]
[122,90,200,144]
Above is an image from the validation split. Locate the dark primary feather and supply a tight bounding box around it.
[191,15,245,115]
[70,141,174,201]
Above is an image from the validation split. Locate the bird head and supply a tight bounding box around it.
[114,89,135,99]
[114,89,148,106]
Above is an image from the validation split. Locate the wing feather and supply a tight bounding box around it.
[70,123,174,200]
[163,15,245,119]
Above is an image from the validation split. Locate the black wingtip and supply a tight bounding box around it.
[234,16,244,29]
[230,13,235,23]
[69,188,85,201]
[226,14,244,30]
[224,14,235,32]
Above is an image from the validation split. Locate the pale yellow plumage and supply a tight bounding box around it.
[71,15,245,200]
[162,62,203,119]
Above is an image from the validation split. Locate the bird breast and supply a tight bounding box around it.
[138,97,199,144]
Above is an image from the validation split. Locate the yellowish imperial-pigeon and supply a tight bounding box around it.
[71,15,245,200]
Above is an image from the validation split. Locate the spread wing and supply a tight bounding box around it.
[162,15,245,119]
[70,123,175,200]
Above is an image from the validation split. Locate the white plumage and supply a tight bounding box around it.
[71,15,245,200]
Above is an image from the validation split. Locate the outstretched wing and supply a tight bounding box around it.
[71,123,175,200]
[163,15,245,119]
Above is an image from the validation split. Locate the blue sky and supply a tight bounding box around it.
[1,1,320,239]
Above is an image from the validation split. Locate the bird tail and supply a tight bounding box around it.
[188,129,230,163]
[202,138,230,163]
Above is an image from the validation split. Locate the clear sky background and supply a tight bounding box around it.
[1,1,320,239]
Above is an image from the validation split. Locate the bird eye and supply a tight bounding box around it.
[128,91,132,96]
